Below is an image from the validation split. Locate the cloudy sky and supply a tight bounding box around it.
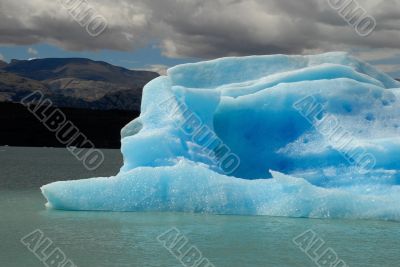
[0,0,399,76]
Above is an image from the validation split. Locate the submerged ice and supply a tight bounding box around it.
[42,52,400,220]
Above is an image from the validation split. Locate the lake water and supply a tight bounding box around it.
[1,146,399,267]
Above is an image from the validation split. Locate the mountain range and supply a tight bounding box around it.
[0,58,398,148]
[0,58,159,111]
[1,58,398,111]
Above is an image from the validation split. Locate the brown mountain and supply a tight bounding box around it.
[0,58,159,111]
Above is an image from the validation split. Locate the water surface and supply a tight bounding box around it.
[1,147,399,267]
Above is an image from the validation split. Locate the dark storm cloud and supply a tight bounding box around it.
[0,0,399,59]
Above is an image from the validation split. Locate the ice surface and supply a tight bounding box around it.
[42,52,400,220]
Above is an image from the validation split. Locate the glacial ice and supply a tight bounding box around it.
[41,52,400,220]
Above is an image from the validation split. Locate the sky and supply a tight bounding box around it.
[0,0,399,77]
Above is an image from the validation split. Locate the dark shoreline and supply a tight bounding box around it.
[0,102,139,149]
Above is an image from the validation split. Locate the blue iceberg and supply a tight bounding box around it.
[42,52,400,220]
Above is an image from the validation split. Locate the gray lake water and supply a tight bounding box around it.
[0,146,399,267]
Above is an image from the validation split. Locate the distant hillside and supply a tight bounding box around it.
[0,58,159,111]
[0,60,7,68]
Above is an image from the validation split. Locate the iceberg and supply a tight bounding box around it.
[42,52,400,220]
